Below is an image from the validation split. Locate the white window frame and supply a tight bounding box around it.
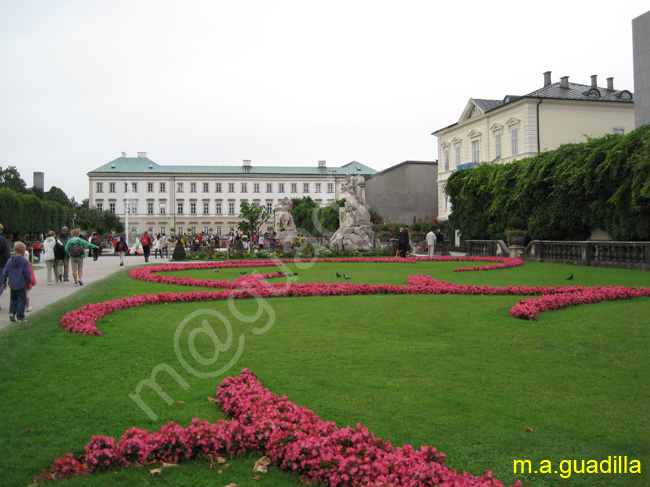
[472,140,481,164]
[96,182,103,193]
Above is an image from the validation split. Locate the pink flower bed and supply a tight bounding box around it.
[59,258,650,336]
[36,369,523,486]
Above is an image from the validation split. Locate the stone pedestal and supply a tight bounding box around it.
[509,245,525,258]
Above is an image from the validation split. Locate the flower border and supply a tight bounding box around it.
[59,256,649,336]
[36,369,523,487]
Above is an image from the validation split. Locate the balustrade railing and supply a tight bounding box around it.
[465,239,650,271]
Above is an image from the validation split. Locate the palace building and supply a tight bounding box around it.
[88,153,376,237]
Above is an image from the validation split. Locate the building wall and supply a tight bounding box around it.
[539,100,635,150]
[634,10,650,128]
[435,98,635,220]
[365,162,438,223]
[88,172,350,237]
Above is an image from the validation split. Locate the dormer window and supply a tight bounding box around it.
[619,90,632,100]
[587,88,601,98]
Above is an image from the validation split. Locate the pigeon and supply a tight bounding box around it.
[344,274,351,280]
[566,274,573,280]
[336,272,341,278]
[287,272,298,276]
[213,269,219,273]
[240,271,247,275]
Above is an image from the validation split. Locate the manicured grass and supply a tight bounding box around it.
[1,260,649,486]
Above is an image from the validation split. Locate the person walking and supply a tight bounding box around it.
[426,227,437,257]
[115,236,129,266]
[2,242,31,323]
[64,229,97,286]
[58,226,71,281]
[435,229,445,256]
[398,225,410,258]
[42,231,58,284]
[0,223,10,310]
[140,231,152,262]
[153,233,162,259]
[90,232,102,261]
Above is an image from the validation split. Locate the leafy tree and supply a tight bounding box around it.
[237,202,270,234]
[44,186,72,206]
[291,196,319,235]
[316,199,345,234]
[0,166,28,194]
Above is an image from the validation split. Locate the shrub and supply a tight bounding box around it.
[171,240,186,261]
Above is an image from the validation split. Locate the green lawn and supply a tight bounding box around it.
[0,260,649,487]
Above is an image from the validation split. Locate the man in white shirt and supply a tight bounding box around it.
[426,228,437,257]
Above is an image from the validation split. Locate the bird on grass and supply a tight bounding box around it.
[287,272,298,276]
[336,272,341,278]
[566,274,574,280]
[213,269,219,273]
[240,271,247,275]
[344,274,351,280]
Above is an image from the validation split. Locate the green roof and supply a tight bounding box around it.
[88,157,377,176]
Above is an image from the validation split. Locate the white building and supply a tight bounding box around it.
[88,153,376,237]
[433,71,635,220]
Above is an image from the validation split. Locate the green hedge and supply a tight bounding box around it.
[445,124,650,241]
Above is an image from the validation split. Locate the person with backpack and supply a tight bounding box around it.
[58,226,71,282]
[64,229,97,286]
[140,231,152,262]
[114,235,129,266]
[90,232,102,261]
[53,234,67,282]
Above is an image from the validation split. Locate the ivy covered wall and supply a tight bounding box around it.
[445,124,650,241]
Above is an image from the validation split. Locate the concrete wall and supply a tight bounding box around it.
[365,161,438,223]
[634,10,650,128]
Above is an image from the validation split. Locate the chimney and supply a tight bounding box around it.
[591,75,598,88]
[121,151,126,157]
[543,71,552,87]
[560,76,569,88]
[318,160,326,168]
[243,159,251,172]
[606,77,614,91]
[137,152,146,158]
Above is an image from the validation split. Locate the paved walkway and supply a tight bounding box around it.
[0,254,170,331]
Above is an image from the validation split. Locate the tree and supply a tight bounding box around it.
[0,166,28,194]
[44,186,72,206]
[237,202,270,234]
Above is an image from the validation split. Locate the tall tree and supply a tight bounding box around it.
[44,186,72,206]
[0,166,28,194]
[237,202,270,234]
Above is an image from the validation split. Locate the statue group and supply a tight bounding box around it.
[329,175,374,251]
[272,175,374,251]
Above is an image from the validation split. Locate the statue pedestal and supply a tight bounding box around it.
[509,245,525,258]
[330,223,374,251]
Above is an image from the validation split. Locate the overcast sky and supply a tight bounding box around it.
[1,1,648,202]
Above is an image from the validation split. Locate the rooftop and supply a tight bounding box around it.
[88,156,377,176]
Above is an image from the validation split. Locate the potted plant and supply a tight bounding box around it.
[505,217,528,246]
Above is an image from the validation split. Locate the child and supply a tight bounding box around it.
[2,242,32,323]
